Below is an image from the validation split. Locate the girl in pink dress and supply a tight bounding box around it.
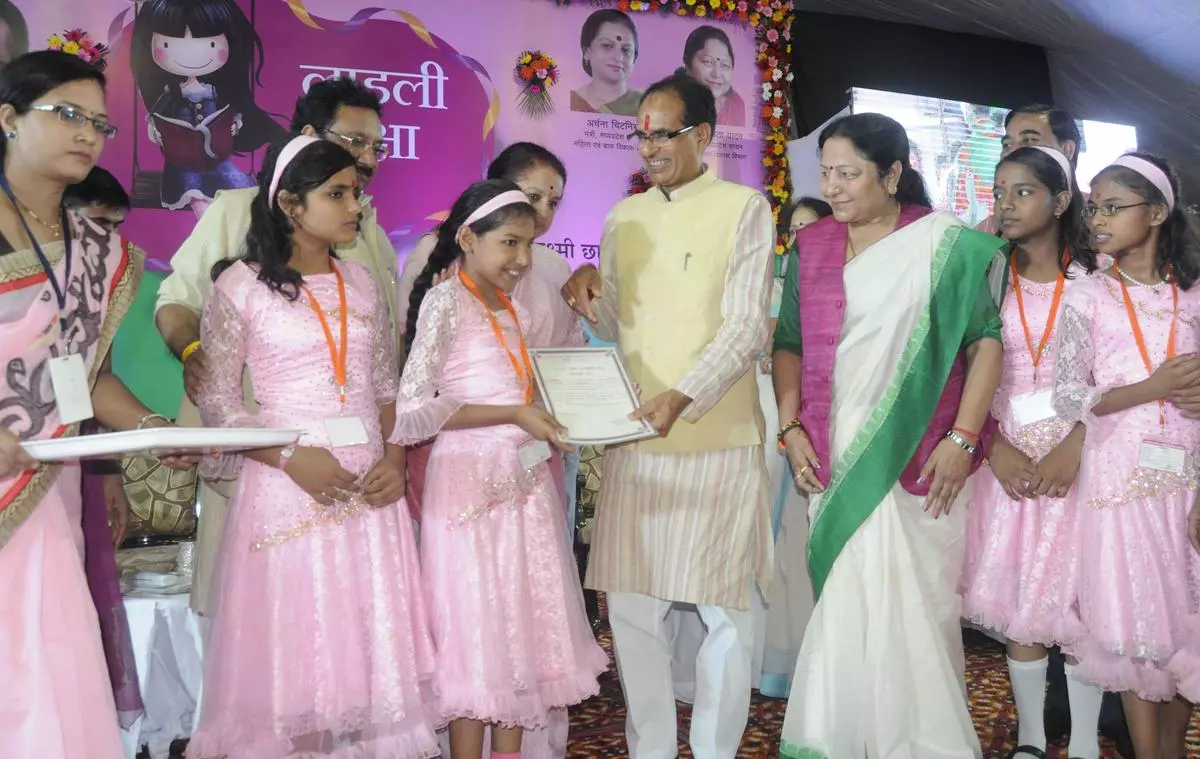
[188,136,438,758]
[0,51,195,759]
[960,146,1103,759]
[393,180,606,759]
[398,144,584,759]
[1053,153,1200,759]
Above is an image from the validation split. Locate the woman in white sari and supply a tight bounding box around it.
[772,113,1005,758]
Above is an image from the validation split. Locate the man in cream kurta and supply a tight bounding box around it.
[154,78,401,618]
[563,73,774,759]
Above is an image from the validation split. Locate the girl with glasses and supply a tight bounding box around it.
[1052,152,1200,759]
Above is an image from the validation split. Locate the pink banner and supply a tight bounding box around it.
[12,0,764,271]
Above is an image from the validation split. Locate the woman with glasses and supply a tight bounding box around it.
[0,51,194,758]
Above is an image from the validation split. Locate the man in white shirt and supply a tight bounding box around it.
[155,77,401,618]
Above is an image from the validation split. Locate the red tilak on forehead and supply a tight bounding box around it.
[643,114,650,131]
[616,34,623,41]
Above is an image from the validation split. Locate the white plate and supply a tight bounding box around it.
[22,427,301,462]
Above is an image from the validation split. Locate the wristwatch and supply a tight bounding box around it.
[278,445,296,471]
[945,429,978,456]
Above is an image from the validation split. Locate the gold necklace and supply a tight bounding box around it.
[12,196,62,237]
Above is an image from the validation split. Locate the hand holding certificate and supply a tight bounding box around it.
[529,347,658,446]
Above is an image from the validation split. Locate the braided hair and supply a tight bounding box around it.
[403,179,537,353]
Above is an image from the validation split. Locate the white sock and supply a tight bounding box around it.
[1065,663,1103,759]
[1007,655,1048,751]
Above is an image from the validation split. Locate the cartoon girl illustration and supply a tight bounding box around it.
[130,0,285,215]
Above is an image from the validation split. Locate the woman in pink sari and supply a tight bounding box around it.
[0,51,192,758]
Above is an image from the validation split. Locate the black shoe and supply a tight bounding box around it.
[1043,703,1070,744]
[1008,747,1046,759]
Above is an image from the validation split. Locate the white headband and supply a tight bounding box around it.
[1109,154,1176,211]
[458,190,530,231]
[268,135,321,208]
[1029,145,1074,191]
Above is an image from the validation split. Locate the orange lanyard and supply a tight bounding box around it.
[300,264,349,405]
[458,269,534,404]
[1009,250,1067,384]
[1115,261,1178,427]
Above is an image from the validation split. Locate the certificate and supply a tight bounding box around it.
[529,347,658,446]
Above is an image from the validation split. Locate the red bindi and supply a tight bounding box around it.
[616,34,623,41]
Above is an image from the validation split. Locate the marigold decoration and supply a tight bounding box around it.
[553,0,795,254]
[513,50,561,119]
[627,168,652,196]
[47,28,110,72]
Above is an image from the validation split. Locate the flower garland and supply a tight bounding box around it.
[555,0,795,254]
[47,28,110,72]
[514,50,561,118]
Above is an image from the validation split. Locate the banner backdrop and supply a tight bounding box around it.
[11,0,778,272]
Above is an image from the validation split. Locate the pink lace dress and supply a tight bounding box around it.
[1053,271,1200,701]
[391,278,606,729]
[960,268,1085,647]
[188,261,439,758]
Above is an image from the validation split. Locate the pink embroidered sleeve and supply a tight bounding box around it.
[389,282,465,446]
[1052,279,1107,430]
[196,281,260,480]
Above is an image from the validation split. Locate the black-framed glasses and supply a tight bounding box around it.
[1084,202,1149,218]
[626,124,696,147]
[325,130,389,161]
[30,103,118,139]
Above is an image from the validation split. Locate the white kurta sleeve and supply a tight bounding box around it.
[155,190,246,314]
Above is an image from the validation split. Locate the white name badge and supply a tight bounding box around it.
[1010,390,1058,427]
[1138,438,1187,475]
[518,439,552,471]
[49,353,94,424]
[323,416,369,448]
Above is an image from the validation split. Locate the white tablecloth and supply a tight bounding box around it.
[119,593,205,759]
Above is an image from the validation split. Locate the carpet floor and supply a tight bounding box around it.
[151,609,1200,758]
[566,616,1200,758]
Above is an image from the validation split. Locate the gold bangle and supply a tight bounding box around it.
[136,413,172,431]
[180,340,202,364]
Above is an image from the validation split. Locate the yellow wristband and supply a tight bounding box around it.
[180,340,202,364]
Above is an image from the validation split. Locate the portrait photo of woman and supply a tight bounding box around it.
[679,25,745,127]
[569,9,641,116]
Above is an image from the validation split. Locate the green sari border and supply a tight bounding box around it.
[779,740,829,759]
[805,224,995,599]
